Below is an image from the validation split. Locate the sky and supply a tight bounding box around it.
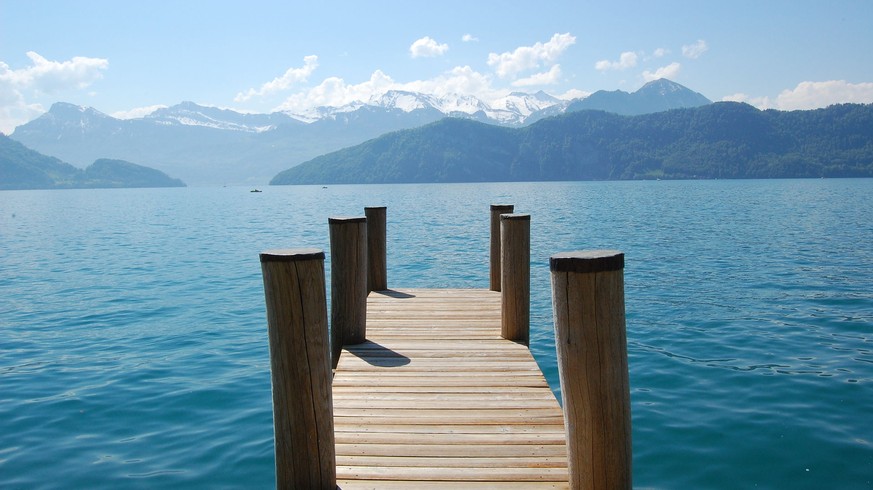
[2,0,873,134]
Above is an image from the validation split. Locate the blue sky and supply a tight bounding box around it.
[2,0,873,133]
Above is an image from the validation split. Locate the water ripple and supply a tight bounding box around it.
[2,181,872,489]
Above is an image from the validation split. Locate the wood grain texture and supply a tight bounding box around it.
[551,251,631,490]
[333,288,569,486]
[260,250,336,489]
[329,217,368,368]
[501,214,530,345]
[365,206,387,292]
[338,481,569,489]
[490,204,514,291]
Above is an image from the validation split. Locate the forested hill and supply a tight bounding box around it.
[271,102,873,184]
[1,134,185,190]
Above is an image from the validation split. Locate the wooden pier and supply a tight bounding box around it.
[334,288,567,488]
[260,206,631,489]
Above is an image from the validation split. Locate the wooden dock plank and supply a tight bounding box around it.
[333,423,565,434]
[334,431,567,445]
[333,288,569,487]
[337,455,567,468]
[336,465,568,481]
[338,481,570,489]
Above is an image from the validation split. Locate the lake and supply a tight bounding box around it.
[1,179,871,488]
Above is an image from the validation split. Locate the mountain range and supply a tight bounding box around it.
[0,134,185,190]
[9,79,710,186]
[566,79,711,115]
[271,102,873,184]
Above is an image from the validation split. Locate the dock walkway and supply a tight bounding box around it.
[259,206,631,489]
[333,288,569,488]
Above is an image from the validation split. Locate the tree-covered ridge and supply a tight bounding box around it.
[271,102,873,185]
[1,134,185,190]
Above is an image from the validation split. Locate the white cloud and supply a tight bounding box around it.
[682,39,708,59]
[720,93,773,109]
[0,92,43,135]
[273,64,508,115]
[512,64,562,87]
[4,51,109,93]
[462,34,479,43]
[410,37,449,58]
[721,93,753,103]
[111,104,167,119]
[774,80,873,110]
[557,88,591,101]
[725,80,873,111]
[652,48,669,58]
[406,65,495,98]
[594,51,638,71]
[487,33,576,78]
[0,51,108,133]
[642,62,681,82]
[275,69,397,112]
[235,55,318,102]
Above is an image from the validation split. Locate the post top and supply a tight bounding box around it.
[491,204,515,211]
[328,216,367,224]
[364,206,386,211]
[260,248,325,263]
[550,250,624,273]
[500,213,530,221]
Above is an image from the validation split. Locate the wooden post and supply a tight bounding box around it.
[550,250,631,490]
[259,248,336,490]
[364,206,387,292]
[500,213,529,345]
[490,204,514,291]
[329,216,368,367]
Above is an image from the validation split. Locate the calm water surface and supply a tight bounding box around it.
[1,179,871,488]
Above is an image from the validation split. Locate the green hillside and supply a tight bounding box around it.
[272,102,873,184]
[1,135,185,190]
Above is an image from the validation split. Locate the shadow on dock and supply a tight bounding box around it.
[260,205,632,488]
[343,340,412,367]
[372,289,416,299]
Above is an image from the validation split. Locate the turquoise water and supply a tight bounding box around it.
[1,180,871,488]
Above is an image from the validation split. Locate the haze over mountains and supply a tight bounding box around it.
[0,134,185,190]
[9,79,710,186]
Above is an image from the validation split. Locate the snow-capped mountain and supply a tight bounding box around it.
[492,91,562,116]
[41,79,702,136]
[28,102,122,133]
[145,101,303,132]
[10,79,711,185]
[279,79,708,127]
[284,90,567,127]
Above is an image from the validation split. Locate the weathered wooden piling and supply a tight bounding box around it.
[500,213,530,345]
[550,250,631,490]
[259,248,336,490]
[328,217,368,368]
[258,211,633,487]
[364,206,387,292]
[490,204,514,292]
